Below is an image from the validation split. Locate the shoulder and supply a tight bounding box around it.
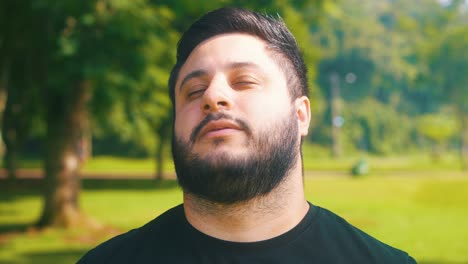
[77,204,185,264]
[311,205,417,264]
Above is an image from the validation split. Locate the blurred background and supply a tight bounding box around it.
[0,0,467,263]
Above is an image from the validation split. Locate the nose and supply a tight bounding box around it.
[201,76,233,113]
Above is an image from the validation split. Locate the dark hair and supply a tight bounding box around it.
[168,7,308,106]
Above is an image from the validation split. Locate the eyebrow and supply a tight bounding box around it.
[179,70,207,92]
[178,62,263,92]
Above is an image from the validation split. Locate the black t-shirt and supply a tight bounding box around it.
[77,203,416,263]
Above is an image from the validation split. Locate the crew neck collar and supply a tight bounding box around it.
[181,202,319,254]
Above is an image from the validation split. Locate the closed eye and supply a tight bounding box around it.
[187,88,206,99]
[232,77,260,89]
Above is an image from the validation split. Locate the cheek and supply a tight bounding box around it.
[174,104,201,140]
[241,94,290,125]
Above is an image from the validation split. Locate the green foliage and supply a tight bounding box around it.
[279,4,323,115]
[343,98,413,154]
[312,0,423,154]
[417,113,458,142]
[426,25,468,113]
[308,0,468,156]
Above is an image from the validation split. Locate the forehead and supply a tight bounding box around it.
[176,33,283,90]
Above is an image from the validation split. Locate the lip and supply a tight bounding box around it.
[198,119,242,140]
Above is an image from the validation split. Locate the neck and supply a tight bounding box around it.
[183,163,309,242]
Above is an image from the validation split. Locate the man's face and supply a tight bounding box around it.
[172,33,308,203]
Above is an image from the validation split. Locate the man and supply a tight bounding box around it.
[78,7,416,263]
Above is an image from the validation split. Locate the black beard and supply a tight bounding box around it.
[171,111,299,205]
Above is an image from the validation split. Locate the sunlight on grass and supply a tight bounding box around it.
[1,174,468,263]
[305,175,468,262]
[9,143,465,176]
[301,143,465,171]
[81,156,175,175]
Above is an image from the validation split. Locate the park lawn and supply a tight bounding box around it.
[11,143,465,175]
[1,173,468,264]
[13,156,175,175]
[301,144,465,172]
[82,156,175,175]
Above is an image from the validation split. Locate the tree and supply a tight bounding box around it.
[26,0,161,228]
[426,25,468,169]
[1,69,40,181]
[417,113,458,161]
[0,1,44,181]
[312,0,447,156]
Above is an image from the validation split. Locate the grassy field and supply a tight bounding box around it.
[12,142,465,175]
[1,172,468,264]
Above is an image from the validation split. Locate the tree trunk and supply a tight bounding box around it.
[2,117,18,181]
[431,141,443,162]
[154,116,171,181]
[155,133,164,181]
[460,114,468,171]
[0,57,10,159]
[330,72,343,158]
[37,80,95,228]
[2,80,20,182]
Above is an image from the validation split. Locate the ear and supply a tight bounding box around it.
[295,96,311,137]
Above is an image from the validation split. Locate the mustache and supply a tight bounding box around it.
[190,112,251,143]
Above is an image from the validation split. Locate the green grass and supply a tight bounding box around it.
[82,156,175,175]
[12,143,465,176]
[304,154,465,172]
[12,156,175,175]
[304,174,468,263]
[301,144,465,172]
[1,173,468,263]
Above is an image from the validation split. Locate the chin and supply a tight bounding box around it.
[196,138,249,154]
[200,150,247,165]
